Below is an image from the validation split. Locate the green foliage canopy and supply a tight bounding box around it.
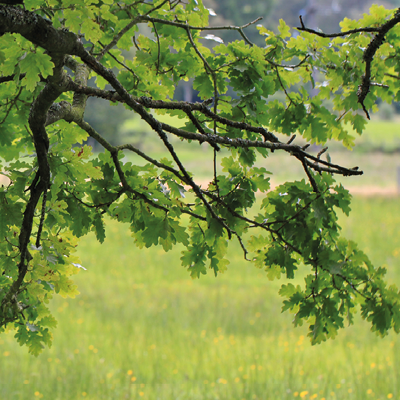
[1,0,400,355]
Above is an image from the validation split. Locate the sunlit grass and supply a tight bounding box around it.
[349,119,400,151]
[0,196,400,399]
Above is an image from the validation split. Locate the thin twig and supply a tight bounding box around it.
[97,0,170,60]
[267,55,310,69]
[300,157,319,193]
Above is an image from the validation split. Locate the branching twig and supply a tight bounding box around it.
[97,0,170,60]
[98,41,140,85]
[384,72,400,80]
[69,78,361,177]
[0,87,23,125]
[156,127,233,239]
[117,143,187,183]
[273,65,295,106]
[299,157,319,193]
[185,23,219,112]
[142,15,262,46]
[297,15,380,37]
[267,55,310,69]
[110,150,170,213]
[64,187,126,211]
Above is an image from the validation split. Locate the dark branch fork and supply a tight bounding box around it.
[298,8,400,119]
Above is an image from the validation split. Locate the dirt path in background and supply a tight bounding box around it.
[0,175,10,186]
[195,178,400,197]
[1,174,398,197]
[344,186,399,196]
[195,180,400,197]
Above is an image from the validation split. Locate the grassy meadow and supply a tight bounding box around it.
[1,118,400,399]
[1,196,400,400]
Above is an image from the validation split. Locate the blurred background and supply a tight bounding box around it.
[2,1,400,399]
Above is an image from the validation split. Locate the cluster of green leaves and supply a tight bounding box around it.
[249,175,395,343]
[1,1,400,354]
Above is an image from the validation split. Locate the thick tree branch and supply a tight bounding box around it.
[357,9,400,118]
[1,53,70,316]
[298,8,400,119]
[64,81,361,177]
[0,5,82,53]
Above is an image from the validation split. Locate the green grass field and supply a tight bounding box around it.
[1,196,400,400]
[348,119,400,152]
[1,119,400,399]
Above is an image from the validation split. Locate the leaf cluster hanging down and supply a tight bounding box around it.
[1,0,400,354]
